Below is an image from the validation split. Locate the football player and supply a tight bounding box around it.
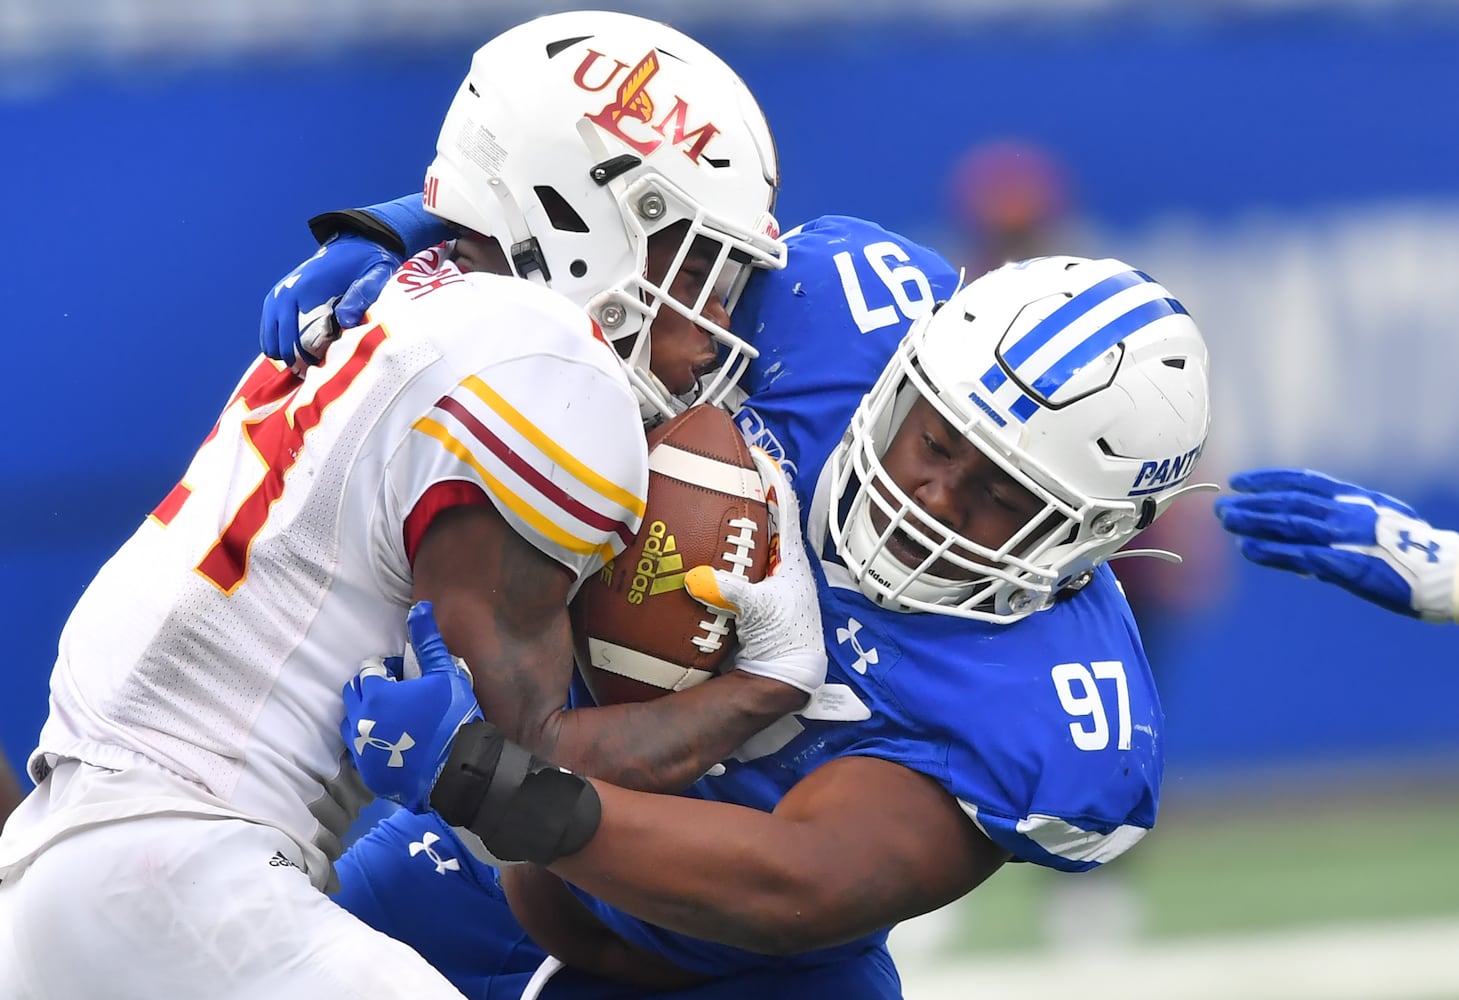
[0,12,797,999]
[1216,468,1459,622]
[263,210,1212,996]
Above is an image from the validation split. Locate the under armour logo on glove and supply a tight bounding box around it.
[1215,467,1459,623]
[1395,530,1443,563]
[341,602,484,811]
[352,719,416,768]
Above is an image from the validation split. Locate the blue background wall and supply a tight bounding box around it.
[5,9,1458,789]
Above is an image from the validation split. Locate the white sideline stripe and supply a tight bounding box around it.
[649,444,765,501]
[900,917,1459,1000]
[586,637,714,692]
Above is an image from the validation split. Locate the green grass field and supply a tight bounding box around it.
[915,773,1459,956]
[891,773,1459,999]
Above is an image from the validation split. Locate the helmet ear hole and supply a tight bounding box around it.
[570,260,588,278]
[534,186,589,233]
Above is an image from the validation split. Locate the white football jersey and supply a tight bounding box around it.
[19,248,647,882]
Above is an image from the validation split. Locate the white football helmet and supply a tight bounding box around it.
[827,256,1212,622]
[424,10,787,422]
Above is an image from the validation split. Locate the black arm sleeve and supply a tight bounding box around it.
[431,720,602,865]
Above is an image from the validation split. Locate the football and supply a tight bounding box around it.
[571,405,769,705]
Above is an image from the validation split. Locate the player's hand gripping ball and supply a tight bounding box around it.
[571,406,770,704]
[683,446,827,698]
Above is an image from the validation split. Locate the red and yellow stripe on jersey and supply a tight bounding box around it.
[411,371,645,578]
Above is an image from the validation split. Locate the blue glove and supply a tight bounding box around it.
[1215,467,1459,622]
[342,601,483,811]
[308,194,452,256]
[259,233,402,371]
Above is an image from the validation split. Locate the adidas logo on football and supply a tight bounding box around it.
[627,520,685,605]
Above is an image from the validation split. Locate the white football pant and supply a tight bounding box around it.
[0,807,467,998]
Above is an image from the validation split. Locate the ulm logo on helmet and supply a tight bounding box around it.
[573,49,724,165]
[626,520,686,605]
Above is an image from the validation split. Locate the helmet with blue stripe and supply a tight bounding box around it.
[827,255,1211,622]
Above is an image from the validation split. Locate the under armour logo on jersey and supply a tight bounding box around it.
[836,618,879,674]
[353,719,416,768]
[1397,530,1443,563]
[408,832,460,875]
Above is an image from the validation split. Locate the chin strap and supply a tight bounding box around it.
[1163,480,1221,504]
[1106,548,1184,566]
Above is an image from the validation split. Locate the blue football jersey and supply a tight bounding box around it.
[334,216,1165,996]
[729,215,959,484]
[566,217,1165,976]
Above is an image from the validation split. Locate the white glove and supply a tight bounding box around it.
[684,448,827,695]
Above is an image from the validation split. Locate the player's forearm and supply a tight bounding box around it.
[500,865,706,991]
[534,671,802,793]
[307,193,452,256]
[548,783,873,955]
